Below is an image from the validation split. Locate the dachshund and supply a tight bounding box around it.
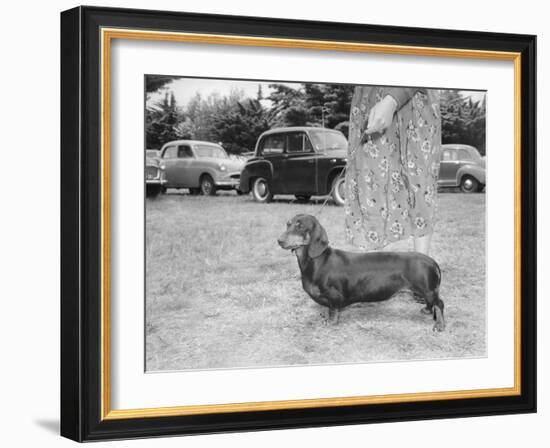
[277,214,445,331]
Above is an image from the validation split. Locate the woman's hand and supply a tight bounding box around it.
[363,95,398,138]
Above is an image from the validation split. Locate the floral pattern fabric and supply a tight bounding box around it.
[344,86,441,250]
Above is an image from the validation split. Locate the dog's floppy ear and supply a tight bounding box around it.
[308,219,329,258]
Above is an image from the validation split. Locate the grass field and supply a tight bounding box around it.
[145,191,486,372]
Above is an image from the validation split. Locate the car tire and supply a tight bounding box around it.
[200,175,217,196]
[146,184,162,198]
[189,188,200,195]
[331,175,346,206]
[295,195,312,202]
[251,177,273,203]
[460,175,479,193]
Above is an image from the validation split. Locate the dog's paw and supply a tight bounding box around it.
[432,321,446,332]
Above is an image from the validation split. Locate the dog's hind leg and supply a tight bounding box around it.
[430,293,445,332]
[413,293,427,304]
[412,288,433,315]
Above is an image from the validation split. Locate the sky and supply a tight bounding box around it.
[146,76,485,108]
[147,78,301,107]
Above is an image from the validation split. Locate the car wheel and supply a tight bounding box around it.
[252,177,273,203]
[460,175,479,193]
[200,175,217,196]
[331,175,346,206]
[146,184,162,198]
[189,188,200,195]
[295,195,312,202]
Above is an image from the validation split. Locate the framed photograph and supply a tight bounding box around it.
[60,6,536,442]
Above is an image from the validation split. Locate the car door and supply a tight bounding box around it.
[259,133,286,193]
[162,144,194,187]
[438,148,460,187]
[161,145,178,187]
[174,145,196,187]
[281,132,318,194]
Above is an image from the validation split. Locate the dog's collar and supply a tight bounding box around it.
[309,247,329,258]
[291,245,328,258]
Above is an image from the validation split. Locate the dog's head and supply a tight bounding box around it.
[277,214,329,258]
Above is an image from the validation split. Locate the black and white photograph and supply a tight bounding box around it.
[0,0,542,444]
[144,76,487,372]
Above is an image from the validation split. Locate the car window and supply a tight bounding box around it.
[178,145,194,158]
[194,144,228,159]
[286,132,312,153]
[441,149,457,161]
[308,130,348,151]
[261,134,285,155]
[163,146,177,159]
[458,149,473,160]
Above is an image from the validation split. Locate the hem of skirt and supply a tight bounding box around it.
[348,229,434,251]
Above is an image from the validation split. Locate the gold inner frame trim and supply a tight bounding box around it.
[100,27,522,421]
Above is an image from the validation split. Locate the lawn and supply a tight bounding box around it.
[145,190,486,371]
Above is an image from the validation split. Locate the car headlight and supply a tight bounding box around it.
[159,162,166,170]
[218,163,227,171]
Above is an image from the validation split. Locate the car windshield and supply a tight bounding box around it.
[194,144,228,159]
[308,130,348,151]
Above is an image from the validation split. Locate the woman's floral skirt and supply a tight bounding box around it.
[344,86,442,250]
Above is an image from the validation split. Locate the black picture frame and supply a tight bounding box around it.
[61,5,536,442]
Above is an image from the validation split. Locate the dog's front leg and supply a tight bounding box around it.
[328,307,340,325]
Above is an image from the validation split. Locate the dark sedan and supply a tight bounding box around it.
[239,127,348,205]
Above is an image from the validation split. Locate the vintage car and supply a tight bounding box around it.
[145,150,166,197]
[159,140,245,195]
[239,127,347,205]
[439,144,486,192]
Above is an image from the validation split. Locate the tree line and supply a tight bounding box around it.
[146,77,486,155]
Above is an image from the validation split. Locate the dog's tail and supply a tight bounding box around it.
[434,260,442,288]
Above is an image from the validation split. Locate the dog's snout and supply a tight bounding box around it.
[277,232,287,247]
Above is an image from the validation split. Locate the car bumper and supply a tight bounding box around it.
[146,178,167,185]
[214,179,240,188]
[214,172,241,189]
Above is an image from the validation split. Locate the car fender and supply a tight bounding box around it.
[324,164,347,195]
[457,164,486,185]
[239,159,273,193]
[198,166,220,184]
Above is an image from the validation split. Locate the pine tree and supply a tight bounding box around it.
[440,90,486,155]
[145,91,181,149]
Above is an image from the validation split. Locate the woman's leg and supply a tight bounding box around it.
[414,233,432,255]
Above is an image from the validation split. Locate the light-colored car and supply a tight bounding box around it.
[159,140,245,195]
[439,144,486,193]
[145,149,166,197]
[146,149,160,159]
